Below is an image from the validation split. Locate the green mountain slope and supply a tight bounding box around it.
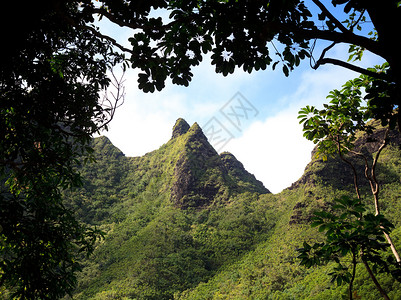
[65,119,271,299]
[65,118,401,299]
[176,123,401,300]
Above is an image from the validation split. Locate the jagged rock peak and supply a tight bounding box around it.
[186,122,216,154]
[172,118,190,139]
[220,152,270,194]
[93,136,125,158]
[187,122,203,135]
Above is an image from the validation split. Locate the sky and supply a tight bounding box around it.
[96,12,382,194]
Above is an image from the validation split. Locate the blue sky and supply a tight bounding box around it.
[97,11,382,193]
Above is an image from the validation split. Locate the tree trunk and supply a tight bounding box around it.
[349,252,357,300]
[362,260,390,300]
[366,1,401,132]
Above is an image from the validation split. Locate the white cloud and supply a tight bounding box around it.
[226,112,313,194]
[223,65,363,193]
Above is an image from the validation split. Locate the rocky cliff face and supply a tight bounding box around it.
[72,118,270,213]
[220,152,269,194]
[287,122,401,226]
[169,119,269,208]
[290,122,401,191]
[171,118,190,139]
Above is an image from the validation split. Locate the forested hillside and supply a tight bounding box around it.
[64,119,401,299]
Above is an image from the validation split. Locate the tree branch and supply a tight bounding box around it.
[311,0,349,34]
[82,25,135,56]
[290,25,383,58]
[314,57,391,81]
[336,136,361,200]
[55,6,136,57]
[97,69,126,132]
[310,41,336,69]
[362,260,390,300]
[348,128,401,264]
[371,128,401,264]
[349,9,367,32]
[349,251,357,300]
[92,8,140,31]
[371,128,389,199]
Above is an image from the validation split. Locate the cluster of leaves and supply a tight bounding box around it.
[297,196,400,298]
[298,65,396,160]
[83,0,401,110]
[297,62,401,298]
[363,64,399,130]
[90,0,316,92]
[0,1,123,298]
[299,197,389,271]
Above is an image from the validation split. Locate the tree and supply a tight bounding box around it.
[2,0,400,298]
[297,73,401,298]
[1,1,123,298]
[77,0,400,128]
[297,196,397,300]
[298,72,400,263]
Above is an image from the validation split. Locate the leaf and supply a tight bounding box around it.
[336,275,342,286]
[310,221,322,228]
[341,247,349,256]
[344,1,352,13]
[282,65,289,77]
[303,241,311,250]
[318,12,326,21]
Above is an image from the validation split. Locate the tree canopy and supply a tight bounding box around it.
[1,0,401,298]
[1,1,122,298]
[68,0,401,125]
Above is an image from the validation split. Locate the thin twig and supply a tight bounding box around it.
[371,128,389,200]
[336,136,361,200]
[311,41,337,70]
[98,69,126,131]
[314,58,390,80]
[82,25,135,56]
[349,9,367,32]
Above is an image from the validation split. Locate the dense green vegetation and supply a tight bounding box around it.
[62,118,401,299]
[3,1,400,297]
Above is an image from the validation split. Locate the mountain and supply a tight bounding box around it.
[64,118,401,300]
[169,119,269,208]
[65,118,272,299]
[177,121,401,300]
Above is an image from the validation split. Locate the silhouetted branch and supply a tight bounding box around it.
[98,69,126,131]
[82,25,135,55]
[311,0,349,34]
[314,57,390,80]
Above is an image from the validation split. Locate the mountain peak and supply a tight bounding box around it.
[220,152,270,194]
[169,121,269,208]
[172,118,190,139]
[188,122,201,132]
[186,122,210,144]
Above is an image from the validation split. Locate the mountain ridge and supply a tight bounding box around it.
[65,118,401,299]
